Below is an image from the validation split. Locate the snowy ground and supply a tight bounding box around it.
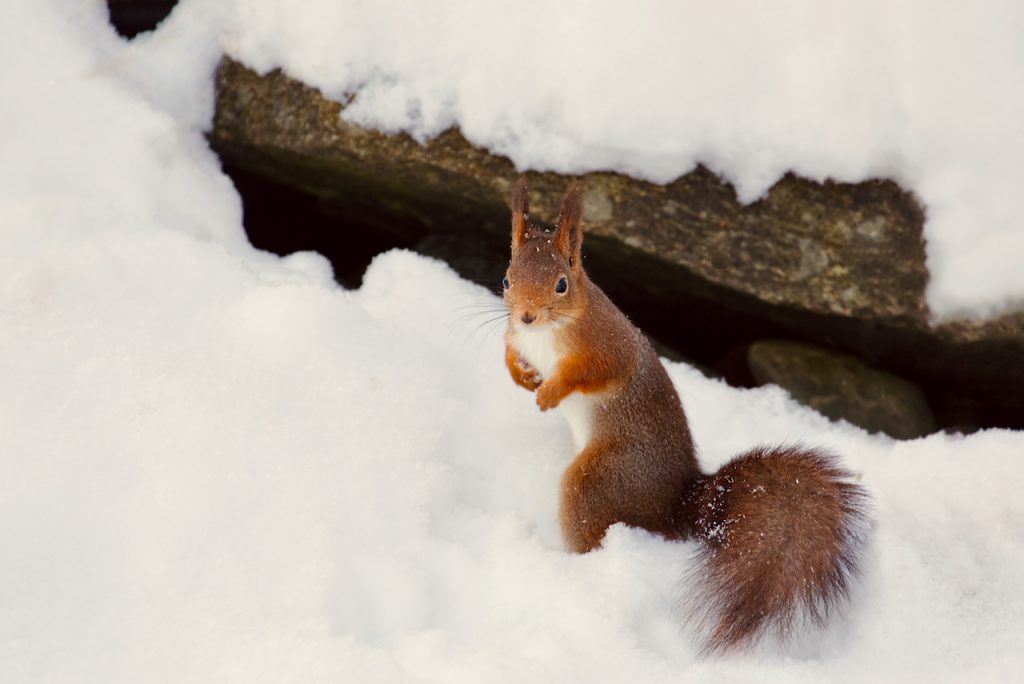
[2,2,1024,682]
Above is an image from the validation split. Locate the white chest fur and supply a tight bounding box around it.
[510,323,597,453]
[510,324,561,379]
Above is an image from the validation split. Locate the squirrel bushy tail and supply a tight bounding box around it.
[684,446,870,654]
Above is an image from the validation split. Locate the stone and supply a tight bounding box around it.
[748,340,937,439]
[210,57,1024,432]
[211,59,928,322]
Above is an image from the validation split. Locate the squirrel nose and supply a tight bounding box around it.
[520,312,536,325]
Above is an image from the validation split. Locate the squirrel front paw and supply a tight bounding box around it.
[514,356,542,391]
[536,380,562,411]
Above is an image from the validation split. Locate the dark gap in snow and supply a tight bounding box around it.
[224,163,424,288]
[106,0,178,39]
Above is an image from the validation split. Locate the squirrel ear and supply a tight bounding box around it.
[555,180,583,267]
[511,175,530,249]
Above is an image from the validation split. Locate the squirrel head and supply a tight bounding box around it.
[503,177,586,331]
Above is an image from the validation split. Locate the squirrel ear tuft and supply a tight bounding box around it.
[555,180,583,266]
[511,175,530,249]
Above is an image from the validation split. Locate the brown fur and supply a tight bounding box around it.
[686,447,869,654]
[502,177,871,654]
[511,175,532,249]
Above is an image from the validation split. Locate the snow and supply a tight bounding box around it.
[2,1,1024,682]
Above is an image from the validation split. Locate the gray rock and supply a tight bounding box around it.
[210,57,1024,432]
[748,340,936,439]
[210,60,927,322]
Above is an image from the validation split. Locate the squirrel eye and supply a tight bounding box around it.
[555,276,568,294]
[502,276,510,289]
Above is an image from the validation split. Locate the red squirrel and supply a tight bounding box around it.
[502,177,869,654]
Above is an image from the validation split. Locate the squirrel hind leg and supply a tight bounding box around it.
[684,446,870,655]
[559,439,619,554]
